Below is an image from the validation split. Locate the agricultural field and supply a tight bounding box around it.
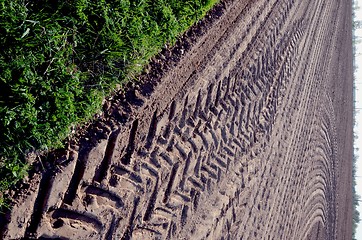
[0,0,354,239]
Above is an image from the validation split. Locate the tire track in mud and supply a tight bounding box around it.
[0,0,353,239]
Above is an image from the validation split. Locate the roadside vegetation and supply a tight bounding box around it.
[352,0,361,239]
[0,0,219,207]
[352,155,361,239]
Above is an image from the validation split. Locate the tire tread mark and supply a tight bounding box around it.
[180,152,192,190]
[163,162,180,203]
[145,110,159,150]
[188,176,205,191]
[143,178,159,221]
[63,147,89,205]
[93,129,120,183]
[168,101,177,121]
[51,208,102,231]
[181,205,189,227]
[191,188,201,211]
[84,185,124,208]
[121,197,140,240]
[193,90,203,118]
[179,96,189,128]
[25,172,53,237]
[105,216,119,240]
[121,120,139,165]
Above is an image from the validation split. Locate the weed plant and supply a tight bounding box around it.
[0,0,218,206]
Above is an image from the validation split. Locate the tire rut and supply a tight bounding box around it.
[0,0,353,239]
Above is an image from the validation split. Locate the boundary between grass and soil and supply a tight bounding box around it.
[0,0,222,208]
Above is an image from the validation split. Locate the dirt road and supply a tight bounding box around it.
[0,0,353,239]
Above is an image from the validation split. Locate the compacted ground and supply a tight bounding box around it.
[0,0,354,239]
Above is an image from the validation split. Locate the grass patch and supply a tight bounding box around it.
[0,0,219,206]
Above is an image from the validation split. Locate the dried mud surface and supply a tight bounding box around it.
[0,0,354,239]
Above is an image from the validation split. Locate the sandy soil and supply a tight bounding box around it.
[0,0,354,239]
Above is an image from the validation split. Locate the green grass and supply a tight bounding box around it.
[0,0,219,206]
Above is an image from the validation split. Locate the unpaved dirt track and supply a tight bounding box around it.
[0,0,354,239]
